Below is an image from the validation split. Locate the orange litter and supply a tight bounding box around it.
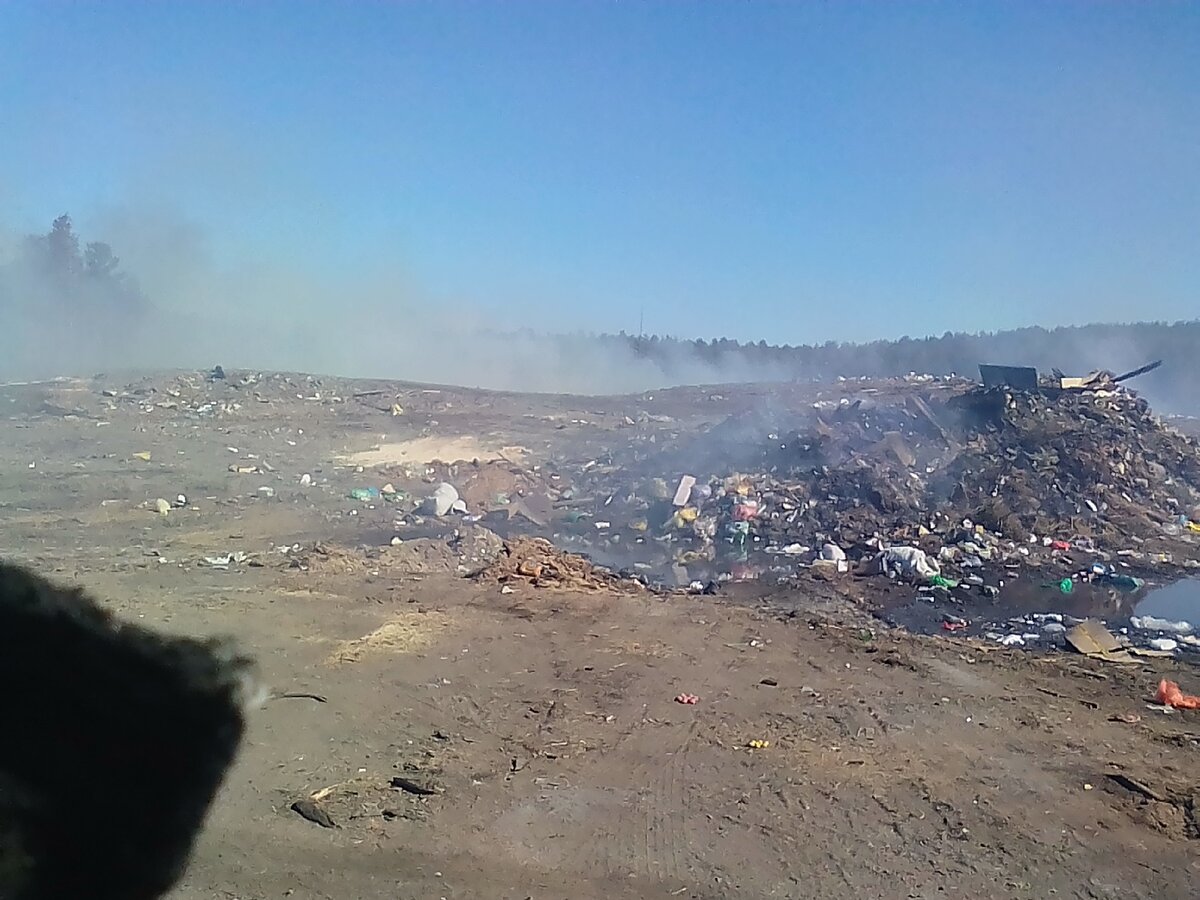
[1155,679,1200,709]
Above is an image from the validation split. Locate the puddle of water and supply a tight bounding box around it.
[1134,578,1200,623]
[978,576,1144,620]
[881,571,1144,627]
[880,571,1155,641]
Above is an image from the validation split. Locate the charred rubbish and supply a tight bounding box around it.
[451,379,1200,641]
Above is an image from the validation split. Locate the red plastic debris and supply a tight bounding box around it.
[1050,540,1071,552]
[732,501,760,522]
[941,621,968,633]
[674,693,699,705]
[1155,679,1200,709]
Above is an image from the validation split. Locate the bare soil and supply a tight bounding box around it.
[3,372,1200,899]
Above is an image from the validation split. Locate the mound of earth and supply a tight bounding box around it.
[287,526,505,577]
[475,537,644,593]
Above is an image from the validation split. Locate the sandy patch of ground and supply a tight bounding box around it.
[326,609,457,664]
[339,436,528,466]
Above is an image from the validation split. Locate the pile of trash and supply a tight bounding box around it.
[547,383,1200,585]
[932,387,1200,539]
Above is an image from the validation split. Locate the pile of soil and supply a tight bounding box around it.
[475,537,644,592]
[287,527,505,577]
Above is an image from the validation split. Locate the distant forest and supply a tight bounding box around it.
[587,322,1200,412]
[0,214,145,312]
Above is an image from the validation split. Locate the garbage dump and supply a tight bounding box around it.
[531,381,1198,581]
[61,364,1200,651]
[391,377,1199,654]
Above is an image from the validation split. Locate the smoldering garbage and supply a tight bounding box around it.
[91,365,1200,629]
[429,378,1200,632]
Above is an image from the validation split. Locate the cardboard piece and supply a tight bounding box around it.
[672,475,697,507]
[1065,620,1136,663]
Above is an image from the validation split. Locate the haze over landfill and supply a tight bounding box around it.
[2,3,1199,397]
[3,5,1200,900]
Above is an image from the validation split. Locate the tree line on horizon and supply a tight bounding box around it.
[4,215,1196,409]
[591,320,1200,410]
[0,214,146,314]
[603,322,1197,380]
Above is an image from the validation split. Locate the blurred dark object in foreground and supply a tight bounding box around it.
[0,561,253,900]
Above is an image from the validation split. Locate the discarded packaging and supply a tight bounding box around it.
[1065,620,1132,662]
[672,475,697,507]
[819,543,846,562]
[1130,615,1193,634]
[426,483,463,517]
[1155,679,1200,710]
[1065,620,1175,662]
[874,546,940,580]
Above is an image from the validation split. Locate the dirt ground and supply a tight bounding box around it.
[3,372,1200,899]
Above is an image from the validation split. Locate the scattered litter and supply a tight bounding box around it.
[1108,712,1142,724]
[1155,679,1200,710]
[819,543,846,562]
[874,546,940,580]
[674,693,699,705]
[1065,620,1135,663]
[672,475,697,507]
[425,482,463,517]
[1130,615,1193,635]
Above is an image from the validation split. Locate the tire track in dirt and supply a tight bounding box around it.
[643,718,697,885]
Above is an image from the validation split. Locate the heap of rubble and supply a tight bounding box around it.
[474,537,646,593]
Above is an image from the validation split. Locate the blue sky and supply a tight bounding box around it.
[2,2,1198,345]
